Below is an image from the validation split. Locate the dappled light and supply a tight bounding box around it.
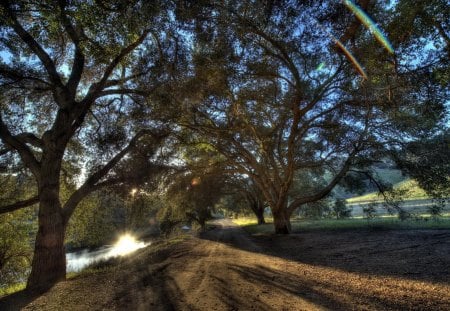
[0,0,448,309]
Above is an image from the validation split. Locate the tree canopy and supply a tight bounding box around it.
[0,0,448,290]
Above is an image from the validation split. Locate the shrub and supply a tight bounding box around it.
[332,199,352,219]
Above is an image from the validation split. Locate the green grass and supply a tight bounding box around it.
[231,217,272,226]
[0,282,26,297]
[346,179,429,203]
[234,215,450,235]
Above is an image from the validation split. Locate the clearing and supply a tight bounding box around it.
[1,219,449,310]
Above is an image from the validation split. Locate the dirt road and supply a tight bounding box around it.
[3,219,450,310]
[112,219,450,310]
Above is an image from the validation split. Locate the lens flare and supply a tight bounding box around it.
[109,234,147,257]
[343,0,394,54]
[316,62,326,71]
[332,36,368,79]
[191,177,201,186]
[314,20,367,79]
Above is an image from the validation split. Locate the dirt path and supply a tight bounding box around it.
[2,219,450,310]
[112,219,450,310]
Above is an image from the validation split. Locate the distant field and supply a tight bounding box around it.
[346,179,428,204]
[233,215,450,235]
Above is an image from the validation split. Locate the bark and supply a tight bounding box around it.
[27,188,66,291]
[256,212,266,225]
[27,148,67,291]
[251,201,266,225]
[272,208,291,234]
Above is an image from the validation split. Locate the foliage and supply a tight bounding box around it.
[428,199,445,219]
[394,132,450,201]
[65,191,123,249]
[398,209,412,221]
[332,199,352,219]
[0,0,448,290]
[157,203,185,236]
[0,210,35,289]
[0,0,179,288]
[362,203,377,220]
[176,0,448,234]
[298,200,332,220]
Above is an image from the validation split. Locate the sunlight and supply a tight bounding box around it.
[108,234,147,257]
[191,177,201,186]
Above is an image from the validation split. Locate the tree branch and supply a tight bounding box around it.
[0,195,39,215]
[58,0,85,98]
[16,132,43,149]
[82,29,152,104]
[288,147,360,211]
[2,2,63,88]
[62,129,167,222]
[0,115,41,177]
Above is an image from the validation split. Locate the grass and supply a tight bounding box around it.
[0,282,26,297]
[346,179,429,203]
[231,217,272,226]
[234,215,450,235]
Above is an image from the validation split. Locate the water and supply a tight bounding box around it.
[66,235,150,272]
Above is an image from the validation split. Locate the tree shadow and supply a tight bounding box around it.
[0,288,44,311]
[200,221,450,284]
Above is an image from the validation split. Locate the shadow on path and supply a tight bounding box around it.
[201,218,450,284]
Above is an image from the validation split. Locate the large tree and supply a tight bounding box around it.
[177,0,448,233]
[0,0,183,290]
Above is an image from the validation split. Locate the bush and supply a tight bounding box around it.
[428,199,445,219]
[362,203,377,220]
[299,200,332,219]
[0,210,35,289]
[398,208,411,221]
[332,199,352,219]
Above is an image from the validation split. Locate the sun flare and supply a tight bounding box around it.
[109,234,147,257]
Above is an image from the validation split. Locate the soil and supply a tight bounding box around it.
[1,218,449,310]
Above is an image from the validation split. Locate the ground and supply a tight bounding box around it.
[1,219,449,310]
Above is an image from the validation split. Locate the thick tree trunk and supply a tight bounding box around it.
[256,212,266,225]
[249,198,266,225]
[253,203,266,225]
[27,148,67,291]
[27,193,66,291]
[272,208,291,234]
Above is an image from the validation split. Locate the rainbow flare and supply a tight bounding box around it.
[330,34,368,79]
[314,19,368,79]
[343,0,394,54]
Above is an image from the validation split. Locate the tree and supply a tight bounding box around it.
[0,174,36,290]
[332,199,352,219]
[393,131,450,218]
[237,178,267,225]
[177,0,448,233]
[164,169,227,231]
[0,1,180,290]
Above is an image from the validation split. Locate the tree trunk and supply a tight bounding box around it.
[272,208,291,234]
[27,194,66,291]
[257,212,266,225]
[27,150,66,291]
[254,203,266,225]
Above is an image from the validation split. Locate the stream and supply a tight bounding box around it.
[66,235,150,272]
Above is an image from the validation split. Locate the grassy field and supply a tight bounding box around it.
[346,179,428,203]
[232,215,450,235]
